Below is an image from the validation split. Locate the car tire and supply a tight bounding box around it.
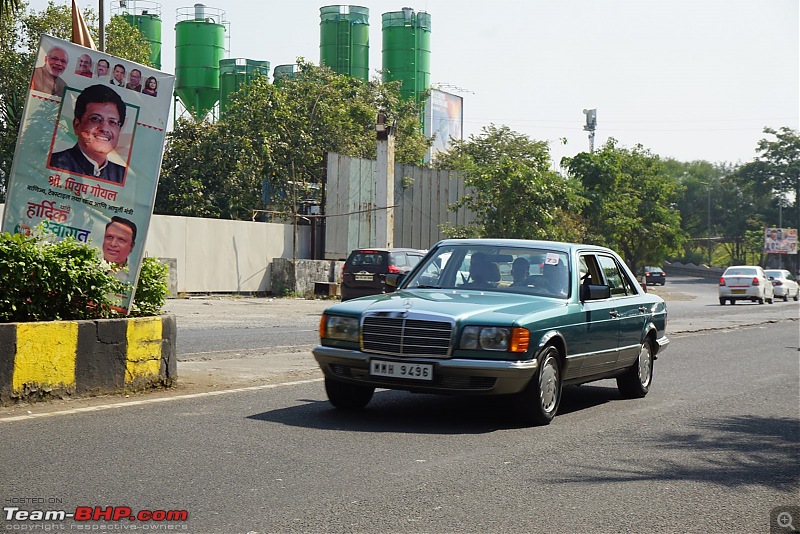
[324,378,375,410]
[794,291,799,302]
[617,338,654,399]
[516,345,562,426]
[719,298,726,306]
[758,297,764,305]
[784,294,789,302]
[730,299,735,305]
[767,296,773,304]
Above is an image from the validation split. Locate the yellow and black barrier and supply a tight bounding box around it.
[0,315,176,405]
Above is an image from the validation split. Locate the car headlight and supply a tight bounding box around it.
[320,315,359,342]
[460,326,529,352]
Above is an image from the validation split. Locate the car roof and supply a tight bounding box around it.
[434,238,611,254]
[349,247,425,253]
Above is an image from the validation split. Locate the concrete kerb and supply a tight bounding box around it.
[0,314,177,406]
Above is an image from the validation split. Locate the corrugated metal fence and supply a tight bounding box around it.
[324,153,475,259]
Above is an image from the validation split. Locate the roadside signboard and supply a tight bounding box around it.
[764,227,798,255]
[1,35,174,312]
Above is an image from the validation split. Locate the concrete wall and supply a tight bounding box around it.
[0,315,176,405]
[144,214,310,294]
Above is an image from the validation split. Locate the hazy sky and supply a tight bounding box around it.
[33,0,800,166]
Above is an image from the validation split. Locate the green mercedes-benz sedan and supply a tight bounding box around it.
[313,239,669,426]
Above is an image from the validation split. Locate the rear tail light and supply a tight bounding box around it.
[772,280,783,286]
[719,277,726,286]
[387,265,400,274]
[752,277,759,286]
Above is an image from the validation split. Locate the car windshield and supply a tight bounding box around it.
[764,270,783,278]
[402,244,571,298]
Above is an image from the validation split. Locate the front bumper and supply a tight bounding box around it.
[312,345,539,395]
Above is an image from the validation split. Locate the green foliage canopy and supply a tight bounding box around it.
[563,139,684,271]
[433,125,586,241]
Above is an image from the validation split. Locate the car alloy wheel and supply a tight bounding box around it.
[516,345,562,426]
[617,338,654,399]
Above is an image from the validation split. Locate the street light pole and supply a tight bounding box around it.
[707,184,712,265]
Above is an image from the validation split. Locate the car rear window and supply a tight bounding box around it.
[346,251,389,268]
[724,268,757,276]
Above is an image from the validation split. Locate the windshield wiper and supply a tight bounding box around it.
[414,284,442,289]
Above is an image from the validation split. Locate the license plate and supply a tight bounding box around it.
[731,289,745,294]
[355,274,373,281]
[370,360,433,381]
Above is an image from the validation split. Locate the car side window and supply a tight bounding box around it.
[393,253,408,268]
[407,254,423,268]
[578,254,602,286]
[597,254,636,296]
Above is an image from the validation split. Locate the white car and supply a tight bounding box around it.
[764,269,800,302]
[718,265,774,305]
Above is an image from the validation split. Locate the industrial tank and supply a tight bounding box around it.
[219,58,270,116]
[382,8,431,103]
[273,64,298,86]
[175,4,227,120]
[319,5,369,82]
[112,0,163,69]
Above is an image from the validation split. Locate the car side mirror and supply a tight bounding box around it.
[580,283,611,301]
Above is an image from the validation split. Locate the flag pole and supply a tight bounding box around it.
[99,0,105,51]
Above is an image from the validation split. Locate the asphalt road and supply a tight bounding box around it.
[0,322,797,533]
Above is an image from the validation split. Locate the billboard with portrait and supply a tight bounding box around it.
[764,227,798,255]
[1,35,174,313]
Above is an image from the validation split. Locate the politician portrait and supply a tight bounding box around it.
[48,84,131,184]
[30,45,69,96]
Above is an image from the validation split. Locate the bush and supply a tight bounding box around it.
[130,257,169,316]
[0,229,168,322]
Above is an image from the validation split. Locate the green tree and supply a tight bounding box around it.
[157,61,431,219]
[563,139,684,271]
[433,125,585,240]
[724,127,800,269]
[0,1,152,201]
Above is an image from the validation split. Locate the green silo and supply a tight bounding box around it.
[113,1,163,69]
[219,58,270,116]
[273,64,298,87]
[382,8,431,103]
[319,5,369,82]
[175,4,227,121]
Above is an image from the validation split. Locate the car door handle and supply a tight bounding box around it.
[609,310,619,318]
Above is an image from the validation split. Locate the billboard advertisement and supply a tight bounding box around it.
[764,227,798,255]
[1,35,175,312]
[424,88,463,161]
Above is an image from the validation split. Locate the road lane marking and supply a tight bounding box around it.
[0,378,324,423]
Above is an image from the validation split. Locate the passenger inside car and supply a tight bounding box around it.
[511,257,532,286]
[464,252,501,288]
[538,259,569,296]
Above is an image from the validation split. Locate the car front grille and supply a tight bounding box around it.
[361,312,454,357]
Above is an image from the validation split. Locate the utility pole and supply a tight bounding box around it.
[375,111,395,248]
[583,109,597,153]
